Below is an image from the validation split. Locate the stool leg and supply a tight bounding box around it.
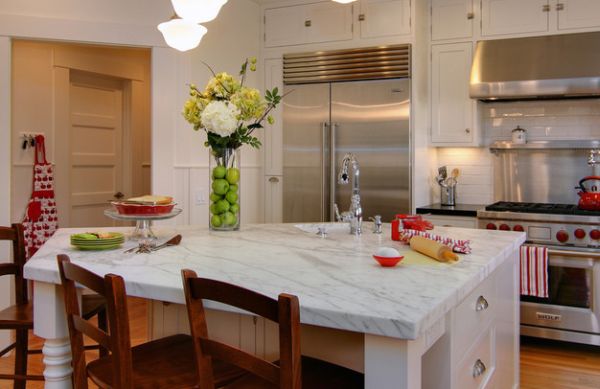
[13,329,28,389]
[97,309,108,357]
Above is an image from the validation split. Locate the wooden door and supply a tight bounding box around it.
[69,71,124,227]
[431,0,474,41]
[557,0,600,31]
[358,0,411,39]
[481,0,549,36]
[430,42,474,144]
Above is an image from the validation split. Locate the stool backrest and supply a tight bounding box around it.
[181,269,302,389]
[0,224,28,305]
[57,254,133,388]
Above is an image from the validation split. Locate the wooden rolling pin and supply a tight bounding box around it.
[409,236,459,262]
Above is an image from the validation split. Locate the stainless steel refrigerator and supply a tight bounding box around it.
[282,78,411,223]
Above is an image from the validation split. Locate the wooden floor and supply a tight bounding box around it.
[1,297,600,388]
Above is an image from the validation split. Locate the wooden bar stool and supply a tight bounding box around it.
[0,224,107,389]
[57,255,244,389]
[181,269,364,389]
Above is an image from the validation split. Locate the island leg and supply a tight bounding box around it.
[364,334,424,389]
[33,281,72,389]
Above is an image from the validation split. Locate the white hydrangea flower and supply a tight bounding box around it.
[200,101,240,137]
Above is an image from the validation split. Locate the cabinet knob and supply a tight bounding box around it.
[475,295,489,311]
[542,4,550,12]
[556,3,564,11]
[473,359,487,378]
[305,20,312,27]
[269,177,280,183]
[467,12,474,20]
[465,128,471,134]
[114,191,125,199]
[358,13,366,21]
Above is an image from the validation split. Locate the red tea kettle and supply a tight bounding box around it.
[576,176,600,211]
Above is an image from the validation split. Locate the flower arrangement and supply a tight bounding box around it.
[182,58,284,231]
[182,57,282,153]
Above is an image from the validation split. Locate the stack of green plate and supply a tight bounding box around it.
[70,232,125,251]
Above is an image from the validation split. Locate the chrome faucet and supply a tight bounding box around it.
[335,153,362,235]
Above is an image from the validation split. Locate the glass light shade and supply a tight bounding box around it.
[170,0,228,23]
[332,0,357,3]
[158,19,207,52]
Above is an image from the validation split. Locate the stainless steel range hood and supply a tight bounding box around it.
[470,32,600,100]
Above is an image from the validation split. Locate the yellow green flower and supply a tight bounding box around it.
[231,87,266,121]
[204,72,241,99]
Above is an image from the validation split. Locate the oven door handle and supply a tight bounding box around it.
[547,248,600,260]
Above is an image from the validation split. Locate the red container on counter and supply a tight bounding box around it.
[391,214,434,241]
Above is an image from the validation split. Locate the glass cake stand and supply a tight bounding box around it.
[103,208,182,242]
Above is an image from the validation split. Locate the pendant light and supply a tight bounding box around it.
[158,18,208,52]
[170,0,228,24]
[332,0,357,3]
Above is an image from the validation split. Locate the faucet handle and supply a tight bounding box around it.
[369,215,383,234]
[334,203,342,222]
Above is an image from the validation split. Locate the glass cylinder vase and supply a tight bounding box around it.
[209,147,240,231]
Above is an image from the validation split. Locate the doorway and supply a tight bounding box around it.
[11,40,152,228]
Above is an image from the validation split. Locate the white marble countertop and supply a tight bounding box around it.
[24,223,525,340]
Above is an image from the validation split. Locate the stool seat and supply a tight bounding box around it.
[88,334,243,389]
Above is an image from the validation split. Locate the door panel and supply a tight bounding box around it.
[482,0,549,36]
[282,83,330,223]
[331,79,410,222]
[558,0,600,31]
[431,0,473,41]
[359,0,411,38]
[69,71,124,227]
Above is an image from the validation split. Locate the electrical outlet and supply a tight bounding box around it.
[195,188,207,205]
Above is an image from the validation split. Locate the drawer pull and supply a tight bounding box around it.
[269,177,280,183]
[473,359,486,378]
[475,296,488,311]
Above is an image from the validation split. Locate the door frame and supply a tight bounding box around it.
[52,47,144,226]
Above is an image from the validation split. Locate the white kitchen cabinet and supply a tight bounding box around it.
[358,0,411,39]
[481,0,550,36]
[430,42,476,145]
[264,2,353,48]
[431,0,474,41]
[557,0,600,31]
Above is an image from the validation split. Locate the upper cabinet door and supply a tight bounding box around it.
[264,6,306,47]
[481,0,549,36]
[431,0,474,41]
[359,0,411,39]
[305,2,354,44]
[557,0,600,31]
[430,43,474,144]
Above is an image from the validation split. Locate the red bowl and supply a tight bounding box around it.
[372,255,404,267]
[111,202,176,215]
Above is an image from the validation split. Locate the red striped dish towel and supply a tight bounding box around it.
[520,245,549,298]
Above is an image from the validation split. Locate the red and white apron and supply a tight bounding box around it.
[22,135,58,259]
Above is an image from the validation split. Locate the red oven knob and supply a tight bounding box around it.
[486,223,497,230]
[513,225,524,232]
[556,230,569,243]
[591,229,600,240]
[499,224,510,231]
[574,229,586,239]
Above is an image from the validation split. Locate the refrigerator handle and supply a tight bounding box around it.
[321,122,329,222]
[330,122,338,222]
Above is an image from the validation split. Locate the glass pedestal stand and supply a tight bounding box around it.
[103,209,182,246]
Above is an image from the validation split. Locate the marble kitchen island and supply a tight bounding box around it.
[24,223,525,389]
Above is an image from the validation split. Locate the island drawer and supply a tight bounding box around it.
[456,325,496,389]
[453,274,497,357]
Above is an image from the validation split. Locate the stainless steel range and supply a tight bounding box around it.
[478,201,600,345]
